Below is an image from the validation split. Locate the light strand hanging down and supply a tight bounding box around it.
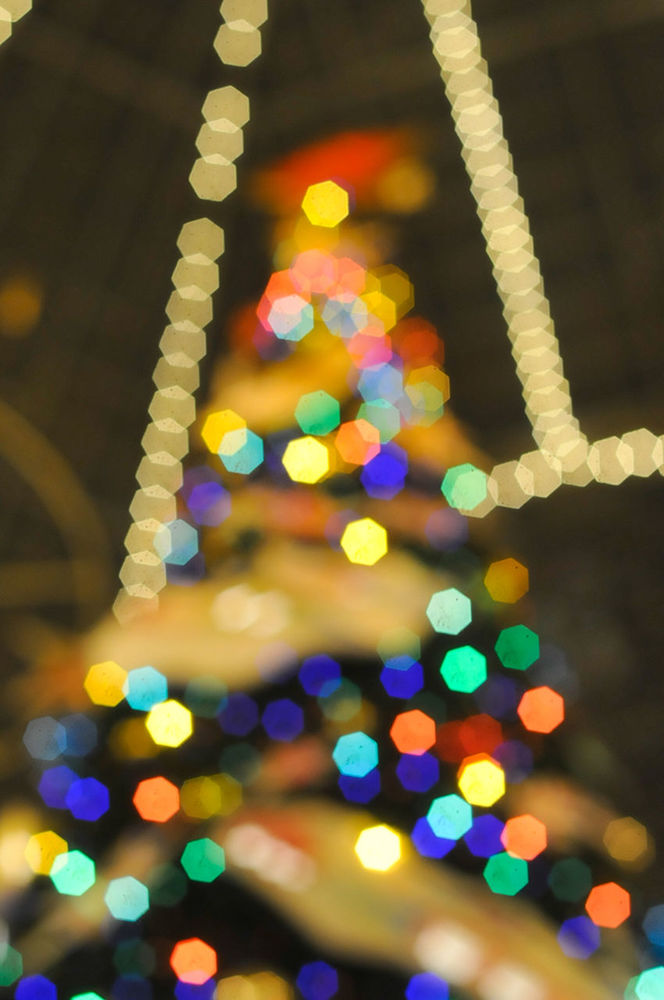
[114,0,268,624]
[421,0,584,463]
[421,0,664,515]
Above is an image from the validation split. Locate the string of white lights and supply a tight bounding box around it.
[114,0,268,624]
[421,0,584,461]
[421,0,664,515]
[0,0,31,45]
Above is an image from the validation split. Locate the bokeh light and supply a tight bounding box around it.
[49,850,96,896]
[440,646,486,693]
[500,815,547,860]
[105,876,150,921]
[332,732,378,778]
[484,558,530,604]
[145,699,193,748]
[426,589,472,635]
[170,938,217,986]
[340,517,388,565]
[390,709,436,755]
[133,776,180,823]
[427,794,473,841]
[354,824,401,871]
[585,882,631,928]
[181,838,226,882]
[457,754,505,807]
[84,661,128,707]
[483,852,528,896]
[296,961,339,1000]
[517,686,564,733]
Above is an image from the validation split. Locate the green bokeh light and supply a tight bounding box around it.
[295,390,340,435]
[181,837,226,883]
[49,850,96,897]
[441,463,487,511]
[494,624,539,671]
[440,645,487,693]
[483,852,529,896]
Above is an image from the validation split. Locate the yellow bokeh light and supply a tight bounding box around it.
[484,557,530,604]
[180,776,222,819]
[282,436,330,484]
[215,773,243,816]
[290,216,341,256]
[457,753,506,807]
[217,971,293,1000]
[603,816,652,867]
[25,830,68,875]
[202,409,246,453]
[84,660,127,707]
[340,517,388,566]
[408,364,451,403]
[301,180,349,228]
[145,699,193,748]
[375,266,414,320]
[180,773,242,820]
[354,823,401,872]
[375,158,435,214]
[0,274,42,337]
[362,289,397,332]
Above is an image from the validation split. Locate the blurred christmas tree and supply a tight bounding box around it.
[1,2,664,999]
[3,160,661,1000]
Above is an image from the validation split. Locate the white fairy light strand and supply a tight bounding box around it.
[421,0,584,460]
[0,0,31,45]
[114,0,268,624]
[421,0,664,515]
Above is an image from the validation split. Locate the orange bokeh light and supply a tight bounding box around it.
[253,128,411,209]
[501,814,548,860]
[290,249,338,295]
[459,714,503,756]
[347,328,392,369]
[257,270,302,327]
[395,317,442,365]
[333,256,367,297]
[335,419,380,466]
[484,557,530,604]
[436,716,503,763]
[585,882,631,928]
[170,937,218,985]
[517,686,565,734]
[389,709,436,756]
[132,776,180,823]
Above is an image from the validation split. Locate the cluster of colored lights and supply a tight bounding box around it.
[11,650,242,994]
[186,175,483,588]
[15,605,590,994]
[7,588,656,991]
[6,175,660,1000]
